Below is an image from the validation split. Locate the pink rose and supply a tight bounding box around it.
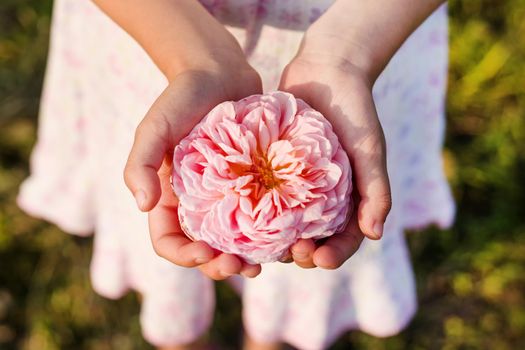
[171,91,352,264]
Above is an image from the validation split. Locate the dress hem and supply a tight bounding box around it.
[16,185,94,237]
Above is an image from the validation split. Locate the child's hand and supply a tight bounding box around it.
[95,0,266,279]
[274,0,446,269]
[278,52,392,269]
[124,63,264,280]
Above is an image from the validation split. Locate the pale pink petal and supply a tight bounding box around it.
[239,196,253,215]
[303,198,325,222]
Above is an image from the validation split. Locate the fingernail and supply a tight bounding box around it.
[279,256,293,264]
[220,271,234,278]
[372,222,384,239]
[194,257,210,264]
[279,252,293,263]
[292,251,308,260]
[240,270,251,278]
[134,190,146,210]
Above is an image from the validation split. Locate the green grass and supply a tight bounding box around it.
[1,0,524,349]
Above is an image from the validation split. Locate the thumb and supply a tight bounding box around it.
[352,126,392,240]
[123,80,206,212]
[123,72,249,212]
[124,112,172,212]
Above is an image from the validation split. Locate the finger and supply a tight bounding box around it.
[198,253,244,280]
[240,262,262,278]
[313,216,364,269]
[153,237,215,267]
[149,163,215,266]
[290,239,316,269]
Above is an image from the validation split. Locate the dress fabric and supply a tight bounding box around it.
[17,0,455,348]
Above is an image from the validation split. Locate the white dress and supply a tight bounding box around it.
[17,0,455,348]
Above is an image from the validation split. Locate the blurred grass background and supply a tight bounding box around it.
[0,0,524,349]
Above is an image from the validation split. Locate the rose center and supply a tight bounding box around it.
[251,154,281,190]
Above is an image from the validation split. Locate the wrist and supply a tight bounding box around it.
[165,43,253,82]
[293,31,378,87]
[166,50,262,101]
[298,27,382,86]
[300,0,447,84]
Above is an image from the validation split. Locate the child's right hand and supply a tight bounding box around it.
[93,0,265,279]
[123,62,263,280]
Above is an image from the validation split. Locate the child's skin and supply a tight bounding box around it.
[93,1,445,349]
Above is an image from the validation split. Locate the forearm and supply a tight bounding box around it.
[93,0,247,81]
[301,0,447,83]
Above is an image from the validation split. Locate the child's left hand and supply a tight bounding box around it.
[276,0,447,269]
[278,50,392,269]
